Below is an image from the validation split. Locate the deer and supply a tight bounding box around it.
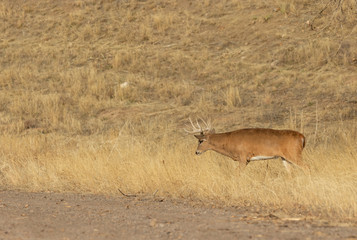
[185,118,309,175]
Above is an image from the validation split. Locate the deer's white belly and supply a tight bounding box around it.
[249,156,279,161]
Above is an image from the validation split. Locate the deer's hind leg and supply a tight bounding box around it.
[282,153,310,175]
[281,158,292,175]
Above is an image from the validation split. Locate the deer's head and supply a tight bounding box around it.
[185,118,215,155]
[194,129,215,155]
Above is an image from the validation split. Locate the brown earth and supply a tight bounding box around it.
[0,191,356,240]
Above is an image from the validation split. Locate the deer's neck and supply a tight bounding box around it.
[209,134,237,160]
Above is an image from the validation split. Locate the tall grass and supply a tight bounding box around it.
[0,125,356,219]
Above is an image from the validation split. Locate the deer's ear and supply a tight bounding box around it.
[194,134,206,140]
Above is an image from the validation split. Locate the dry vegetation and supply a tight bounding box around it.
[0,0,356,220]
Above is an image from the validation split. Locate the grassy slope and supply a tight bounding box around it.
[0,0,357,219]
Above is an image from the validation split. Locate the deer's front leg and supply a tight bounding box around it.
[233,155,248,176]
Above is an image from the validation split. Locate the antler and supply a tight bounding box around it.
[184,117,212,134]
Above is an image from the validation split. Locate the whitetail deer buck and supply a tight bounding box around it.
[185,119,309,174]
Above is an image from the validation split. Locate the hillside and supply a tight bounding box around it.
[1,0,356,136]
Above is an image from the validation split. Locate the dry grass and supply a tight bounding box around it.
[0,126,356,220]
[0,0,356,220]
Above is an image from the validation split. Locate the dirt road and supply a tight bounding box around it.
[0,191,356,240]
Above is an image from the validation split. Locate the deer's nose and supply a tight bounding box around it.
[195,151,201,155]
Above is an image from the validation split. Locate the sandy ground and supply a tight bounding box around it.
[0,191,356,240]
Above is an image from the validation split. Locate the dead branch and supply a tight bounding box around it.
[118,188,137,197]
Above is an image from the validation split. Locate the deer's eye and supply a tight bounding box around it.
[199,140,204,144]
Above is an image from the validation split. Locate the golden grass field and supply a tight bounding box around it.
[0,0,357,220]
